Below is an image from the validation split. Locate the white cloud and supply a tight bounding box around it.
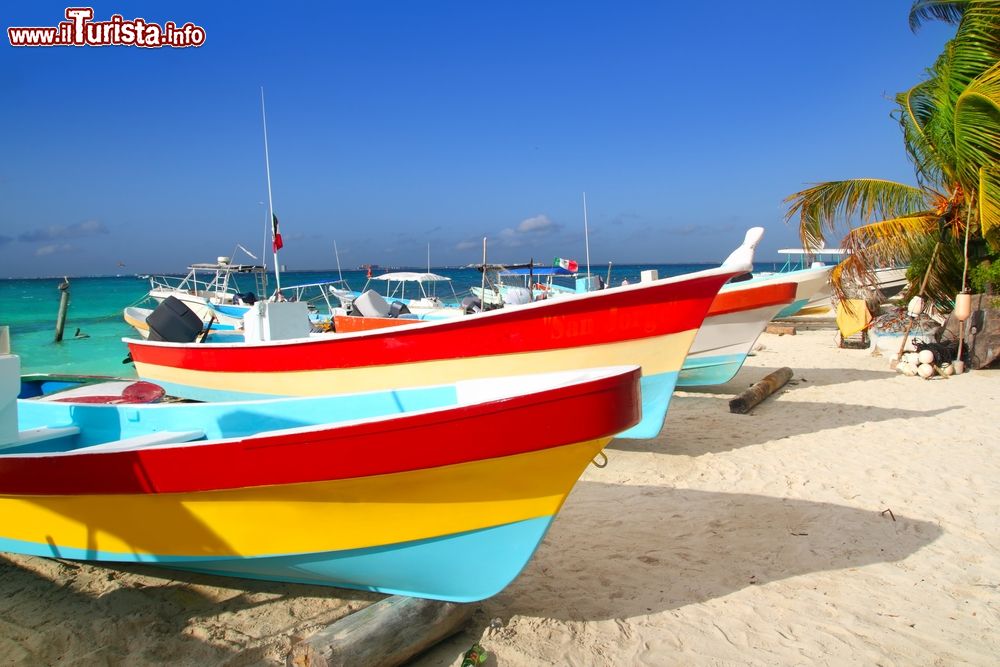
[20,220,109,243]
[494,214,561,248]
[35,243,73,256]
[516,215,555,233]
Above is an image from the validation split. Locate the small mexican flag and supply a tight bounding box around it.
[554,257,578,272]
[272,213,284,252]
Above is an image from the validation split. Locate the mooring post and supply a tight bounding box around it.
[54,277,70,343]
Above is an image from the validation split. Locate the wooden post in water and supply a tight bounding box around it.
[54,278,70,343]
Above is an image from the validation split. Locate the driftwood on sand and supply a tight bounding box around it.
[729,367,793,414]
[286,595,474,667]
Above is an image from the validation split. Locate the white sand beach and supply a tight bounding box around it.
[2,328,997,665]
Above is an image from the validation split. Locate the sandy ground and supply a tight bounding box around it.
[2,328,998,665]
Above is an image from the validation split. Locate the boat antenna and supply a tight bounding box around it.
[258,201,269,295]
[582,191,592,278]
[261,87,281,293]
[481,237,487,307]
[606,261,612,288]
[427,243,431,273]
[333,240,344,282]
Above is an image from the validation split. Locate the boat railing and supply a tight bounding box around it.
[362,274,462,308]
[271,279,354,315]
[149,264,268,302]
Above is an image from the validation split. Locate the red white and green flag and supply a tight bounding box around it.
[271,213,284,252]
[554,257,578,272]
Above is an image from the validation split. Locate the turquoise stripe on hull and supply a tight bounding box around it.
[211,304,250,318]
[774,298,810,318]
[0,516,554,602]
[147,380,456,411]
[152,371,677,440]
[17,384,458,451]
[677,353,747,387]
[616,370,678,439]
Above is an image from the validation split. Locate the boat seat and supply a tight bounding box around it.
[76,429,206,453]
[1,425,82,450]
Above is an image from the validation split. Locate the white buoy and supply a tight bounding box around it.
[917,363,935,379]
[917,349,935,365]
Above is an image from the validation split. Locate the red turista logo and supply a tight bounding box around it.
[8,7,206,48]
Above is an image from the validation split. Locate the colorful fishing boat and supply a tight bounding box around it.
[125,228,763,439]
[1,349,640,602]
[124,306,245,342]
[677,278,798,386]
[758,248,905,317]
[747,261,834,318]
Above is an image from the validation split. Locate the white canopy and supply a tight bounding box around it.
[777,248,847,255]
[372,272,452,282]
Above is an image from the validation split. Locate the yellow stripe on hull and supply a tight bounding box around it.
[134,329,697,397]
[0,438,610,559]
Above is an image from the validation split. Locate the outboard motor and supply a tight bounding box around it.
[236,291,257,305]
[461,296,482,314]
[146,296,205,343]
[503,287,532,306]
[388,301,411,318]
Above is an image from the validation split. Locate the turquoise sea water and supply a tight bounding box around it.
[1,263,780,376]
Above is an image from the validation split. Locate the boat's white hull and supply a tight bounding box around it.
[678,303,785,386]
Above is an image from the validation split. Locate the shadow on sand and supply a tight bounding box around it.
[683,363,897,395]
[417,482,941,664]
[612,397,962,456]
[0,554,382,665]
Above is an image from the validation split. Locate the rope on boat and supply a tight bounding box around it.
[591,451,608,469]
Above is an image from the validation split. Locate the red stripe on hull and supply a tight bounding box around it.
[0,369,640,496]
[708,282,797,317]
[127,274,736,373]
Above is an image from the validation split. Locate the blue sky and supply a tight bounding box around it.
[1,2,954,277]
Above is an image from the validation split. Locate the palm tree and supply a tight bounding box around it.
[784,0,1000,307]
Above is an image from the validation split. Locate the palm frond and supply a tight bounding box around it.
[948,2,1000,86]
[909,0,966,32]
[783,180,933,250]
[980,166,1000,250]
[899,3,1000,189]
[824,213,937,304]
[954,62,1000,195]
[896,83,952,187]
[901,235,967,305]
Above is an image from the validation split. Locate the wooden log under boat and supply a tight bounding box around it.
[729,367,793,414]
[286,595,473,667]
